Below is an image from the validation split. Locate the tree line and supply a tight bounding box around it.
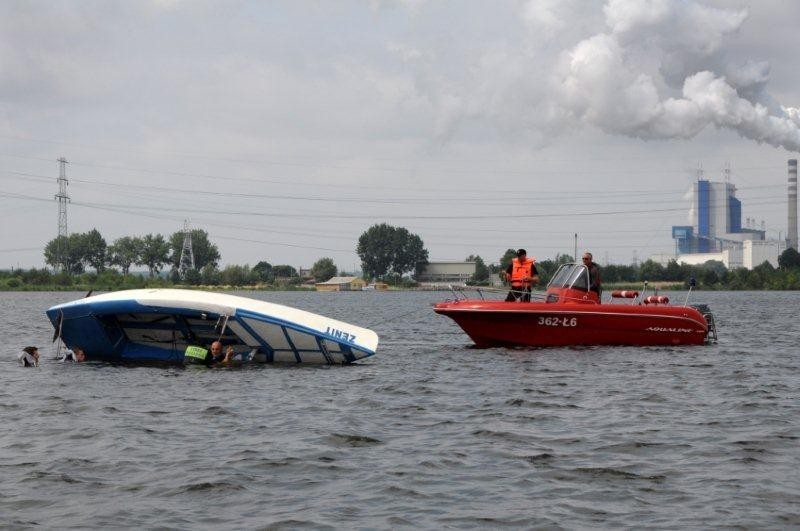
[4,222,800,291]
[35,228,336,288]
[464,247,800,290]
[43,229,222,277]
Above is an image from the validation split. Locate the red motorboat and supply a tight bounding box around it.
[433,263,717,348]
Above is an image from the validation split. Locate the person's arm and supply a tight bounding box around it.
[503,264,513,281]
[530,264,540,285]
[222,346,236,363]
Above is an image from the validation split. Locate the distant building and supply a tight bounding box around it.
[315,276,366,292]
[670,240,786,270]
[676,249,742,269]
[743,239,787,269]
[417,261,476,285]
[668,176,787,270]
[672,180,766,254]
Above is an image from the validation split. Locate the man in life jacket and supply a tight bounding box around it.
[502,248,539,302]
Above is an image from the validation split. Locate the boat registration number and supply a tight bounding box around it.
[538,316,577,327]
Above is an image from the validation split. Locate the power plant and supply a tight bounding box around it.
[665,160,797,269]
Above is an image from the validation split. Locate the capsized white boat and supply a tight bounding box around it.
[46,289,378,364]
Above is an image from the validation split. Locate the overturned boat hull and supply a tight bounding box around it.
[46,289,379,364]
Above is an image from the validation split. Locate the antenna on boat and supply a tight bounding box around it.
[683,277,696,307]
[573,233,578,263]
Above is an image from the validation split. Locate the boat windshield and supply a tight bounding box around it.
[547,264,590,292]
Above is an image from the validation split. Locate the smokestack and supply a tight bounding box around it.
[790,159,798,250]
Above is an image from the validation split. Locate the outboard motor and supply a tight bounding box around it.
[684,278,718,343]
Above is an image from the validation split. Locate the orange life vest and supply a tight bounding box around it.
[509,257,535,288]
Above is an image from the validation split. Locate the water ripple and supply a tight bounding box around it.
[1,290,799,528]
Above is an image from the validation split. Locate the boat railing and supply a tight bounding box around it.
[446,285,547,302]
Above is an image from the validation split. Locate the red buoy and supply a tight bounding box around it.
[611,290,639,298]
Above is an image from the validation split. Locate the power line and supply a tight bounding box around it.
[0,133,792,170]
[0,151,791,195]
[0,168,787,208]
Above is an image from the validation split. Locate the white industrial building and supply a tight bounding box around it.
[417,261,476,285]
[652,239,787,270]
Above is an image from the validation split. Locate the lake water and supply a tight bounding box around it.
[2,290,799,529]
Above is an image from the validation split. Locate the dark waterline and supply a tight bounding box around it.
[2,290,799,528]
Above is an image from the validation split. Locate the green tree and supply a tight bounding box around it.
[201,264,221,285]
[220,264,253,286]
[499,249,517,272]
[83,229,108,272]
[638,260,665,281]
[357,223,429,280]
[253,261,274,283]
[466,255,489,283]
[273,265,299,278]
[778,247,800,269]
[43,234,86,274]
[108,236,142,275]
[138,234,170,277]
[168,229,221,270]
[20,268,53,286]
[664,259,683,281]
[184,268,202,285]
[310,257,338,282]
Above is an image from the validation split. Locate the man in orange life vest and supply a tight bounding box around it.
[502,248,539,302]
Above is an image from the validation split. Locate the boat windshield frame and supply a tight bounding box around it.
[547,263,591,292]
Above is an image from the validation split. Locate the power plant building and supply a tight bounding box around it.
[672,180,764,254]
[668,160,797,270]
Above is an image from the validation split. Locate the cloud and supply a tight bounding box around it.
[403,0,800,151]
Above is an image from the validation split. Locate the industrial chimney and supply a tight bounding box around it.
[790,159,798,250]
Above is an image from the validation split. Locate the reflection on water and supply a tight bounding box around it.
[1,290,799,528]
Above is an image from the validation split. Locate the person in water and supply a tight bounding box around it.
[209,341,236,364]
[583,252,602,297]
[502,248,539,302]
[18,346,40,367]
[61,346,86,362]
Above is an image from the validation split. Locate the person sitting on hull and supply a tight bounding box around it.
[502,248,539,302]
[19,346,40,367]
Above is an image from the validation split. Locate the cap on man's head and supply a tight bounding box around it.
[516,248,527,256]
[23,346,38,355]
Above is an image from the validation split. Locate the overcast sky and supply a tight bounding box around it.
[1,0,799,270]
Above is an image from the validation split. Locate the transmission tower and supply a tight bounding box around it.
[54,157,70,272]
[179,220,195,279]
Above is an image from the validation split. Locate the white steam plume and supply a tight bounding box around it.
[402,0,800,151]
